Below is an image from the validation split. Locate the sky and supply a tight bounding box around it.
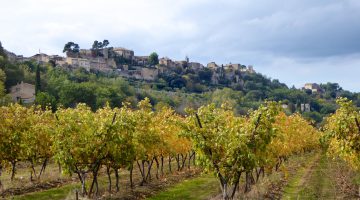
[1,0,360,91]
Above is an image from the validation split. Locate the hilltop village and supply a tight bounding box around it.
[2,40,346,121]
[5,41,255,84]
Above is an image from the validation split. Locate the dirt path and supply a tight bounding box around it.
[281,153,320,199]
[281,153,358,200]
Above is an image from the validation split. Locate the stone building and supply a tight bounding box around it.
[31,53,50,63]
[134,56,149,66]
[188,62,204,71]
[207,62,219,70]
[113,47,134,60]
[301,103,311,112]
[159,57,176,68]
[90,58,112,72]
[224,63,241,71]
[175,60,187,68]
[66,57,91,71]
[79,49,93,58]
[49,55,66,66]
[303,83,322,93]
[10,82,35,104]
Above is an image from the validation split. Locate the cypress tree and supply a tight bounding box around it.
[35,65,41,94]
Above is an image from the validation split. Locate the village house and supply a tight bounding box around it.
[118,66,143,79]
[188,62,204,71]
[301,103,311,112]
[10,82,36,104]
[49,55,65,65]
[90,57,111,72]
[66,56,117,72]
[66,57,91,71]
[16,55,31,62]
[55,59,66,66]
[207,62,219,70]
[303,83,322,93]
[134,56,149,66]
[117,66,159,81]
[79,49,93,58]
[113,47,134,60]
[175,60,188,68]
[31,53,50,63]
[50,56,66,66]
[159,57,176,68]
[224,63,241,71]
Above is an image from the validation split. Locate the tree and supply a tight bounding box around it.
[35,92,57,111]
[2,62,25,90]
[305,89,312,95]
[198,68,213,83]
[149,52,159,66]
[91,40,110,57]
[62,42,80,57]
[183,102,280,199]
[0,69,5,98]
[35,64,41,95]
[102,40,109,48]
[170,76,186,89]
[58,82,97,110]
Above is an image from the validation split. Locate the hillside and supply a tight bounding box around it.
[0,41,359,124]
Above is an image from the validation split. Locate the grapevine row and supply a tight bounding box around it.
[322,98,360,195]
[0,99,321,199]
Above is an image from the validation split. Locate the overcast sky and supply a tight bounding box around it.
[1,0,360,91]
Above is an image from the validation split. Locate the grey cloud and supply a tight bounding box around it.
[1,0,360,91]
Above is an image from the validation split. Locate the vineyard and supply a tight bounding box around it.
[0,97,359,199]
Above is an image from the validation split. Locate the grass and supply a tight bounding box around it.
[5,159,201,200]
[7,152,357,199]
[281,153,319,199]
[298,154,336,199]
[281,152,339,200]
[11,183,79,200]
[147,174,219,200]
[281,165,308,198]
[1,162,66,190]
